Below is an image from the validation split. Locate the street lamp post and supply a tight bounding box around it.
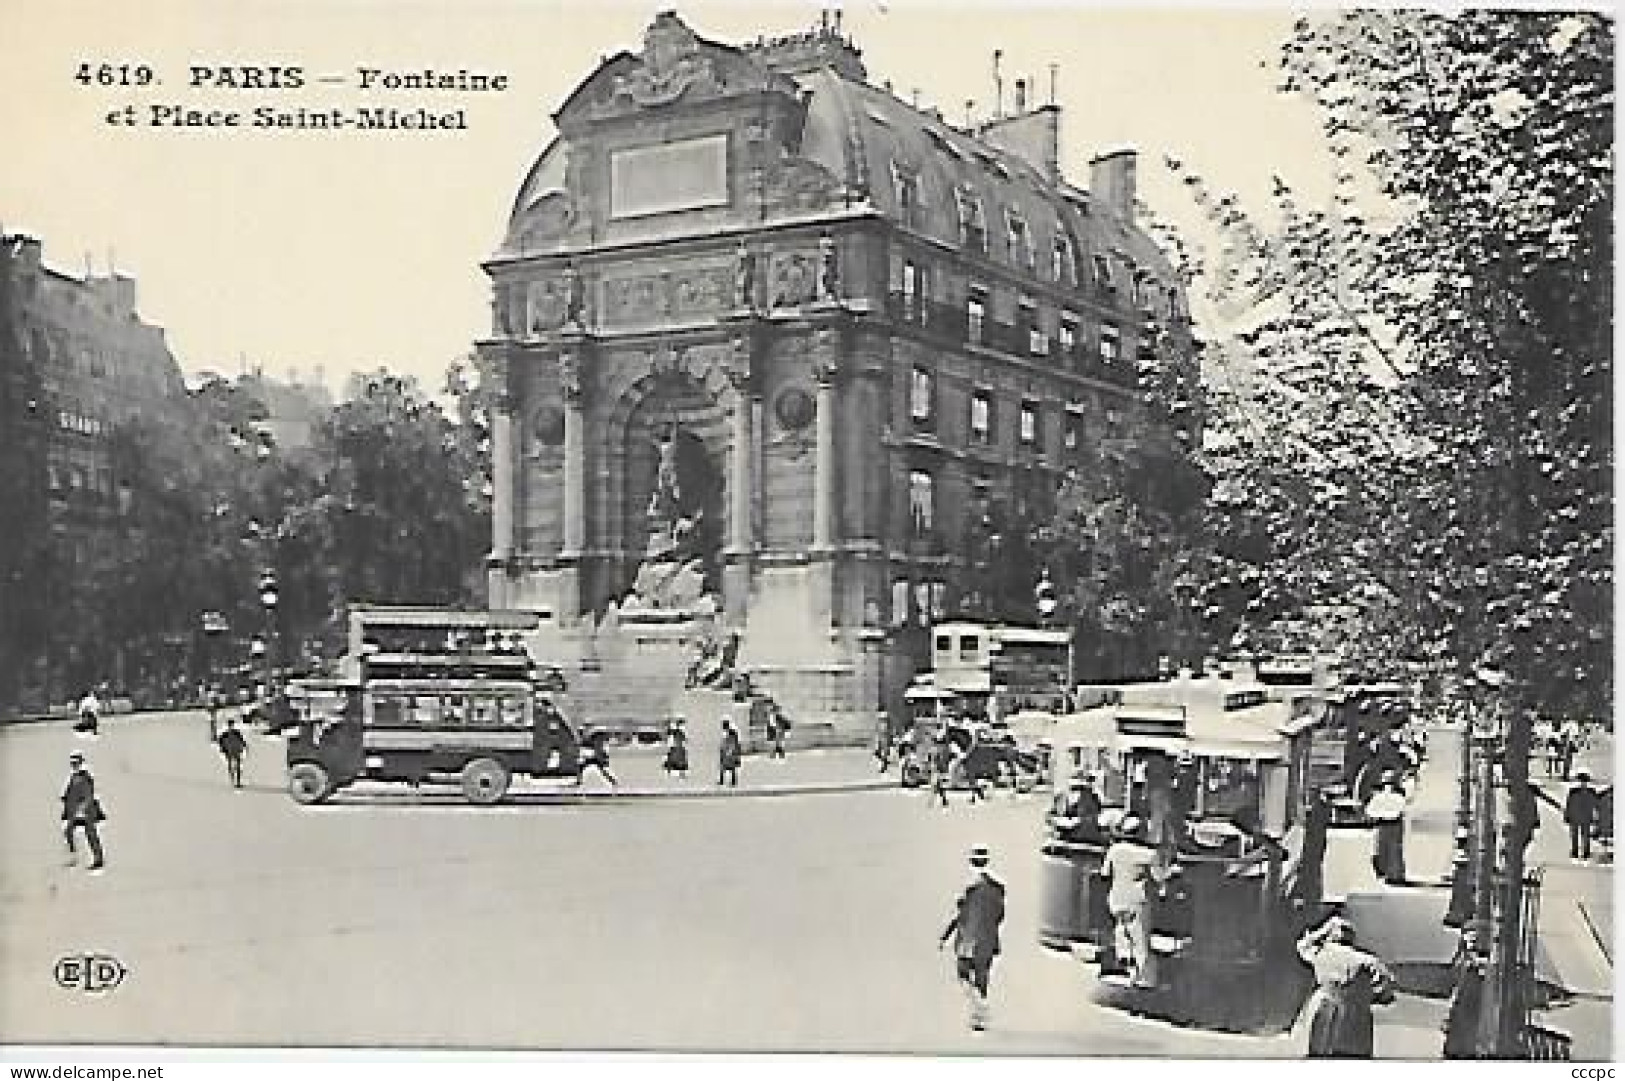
[258,569,279,719]
[200,610,228,739]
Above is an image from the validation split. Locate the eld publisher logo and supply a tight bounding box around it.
[53,953,127,994]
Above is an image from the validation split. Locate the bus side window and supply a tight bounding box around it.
[373,695,405,727]
[412,695,444,726]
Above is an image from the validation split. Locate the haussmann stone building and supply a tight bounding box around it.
[477,11,1197,740]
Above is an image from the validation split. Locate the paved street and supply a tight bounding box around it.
[2,711,1288,1056]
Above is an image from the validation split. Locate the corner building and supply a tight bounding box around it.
[479,12,1196,735]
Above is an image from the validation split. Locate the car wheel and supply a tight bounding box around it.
[288,762,332,805]
[461,757,511,805]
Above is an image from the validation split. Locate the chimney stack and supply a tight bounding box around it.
[1089,149,1138,218]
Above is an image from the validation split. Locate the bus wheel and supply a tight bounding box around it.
[288,763,332,805]
[461,757,511,805]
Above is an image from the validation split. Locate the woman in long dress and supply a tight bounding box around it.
[1297,916,1396,1057]
[1365,775,1409,885]
[663,718,689,779]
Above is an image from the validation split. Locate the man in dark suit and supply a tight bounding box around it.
[217,716,248,788]
[718,716,742,787]
[61,751,106,871]
[1565,771,1600,860]
[939,844,1006,1031]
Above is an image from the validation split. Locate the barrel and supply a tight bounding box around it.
[1037,848,1088,949]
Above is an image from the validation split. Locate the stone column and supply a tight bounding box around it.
[720,333,754,627]
[560,351,585,557]
[813,362,837,551]
[557,348,585,623]
[490,402,516,561]
[729,386,752,553]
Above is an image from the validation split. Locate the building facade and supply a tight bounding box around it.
[478,13,1197,731]
[6,235,189,555]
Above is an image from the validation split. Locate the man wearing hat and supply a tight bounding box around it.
[1101,815,1167,988]
[939,845,1006,1031]
[1565,771,1600,860]
[1048,772,1105,845]
[60,752,106,871]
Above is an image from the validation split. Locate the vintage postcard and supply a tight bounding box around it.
[0,0,1612,1067]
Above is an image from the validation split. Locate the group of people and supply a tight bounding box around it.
[1535,717,1590,779]
[660,715,745,786]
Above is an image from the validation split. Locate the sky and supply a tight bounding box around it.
[1,0,1337,395]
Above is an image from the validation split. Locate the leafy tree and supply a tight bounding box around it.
[1174,10,1610,1055]
[320,370,490,613]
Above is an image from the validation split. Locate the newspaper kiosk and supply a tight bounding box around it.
[1037,678,1325,1031]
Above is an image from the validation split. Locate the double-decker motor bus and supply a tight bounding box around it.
[923,621,1073,721]
[283,607,580,805]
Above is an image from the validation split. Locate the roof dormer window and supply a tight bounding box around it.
[1053,232,1077,286]
[1005,209,1034,271]
[1093,254,1114,292]
[891,161,922,230]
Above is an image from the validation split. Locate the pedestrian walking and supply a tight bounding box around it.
[1533,718,1557,776]
[663,717,689,779]
[1365,774,1409,885]
[1558,719,1583,780]
[577,728,619,788]
[718,716,742,787]
[874,713,893,773]
[1295,915,1395,1058]
[1101,815,1170,989]
[60,751,106,871]
[217,716,248,789]
[766,705,788,760]
[206,686,223,742]
[74,689,102,736]
[938,844,1006,1032]
[1564,771,1600,860]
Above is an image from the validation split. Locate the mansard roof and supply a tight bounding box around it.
[501,12,1177,290]
[797,69,1173,283]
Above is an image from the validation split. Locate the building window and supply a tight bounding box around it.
[914,581,932,627]
[1022,302,1047,356]
[930,581,946,620]
[1019,401,1039,446]
[1100,325,1121,365]
[957,190,988,256]
[1064,405,1085,451]
[909,366,934,426]
[892,163,922,229]
[899,259,928,325]
[909,469,935,535]
[892,579,911,628]
[1093,254,1113,291]
[1054,233,1076,285]
[1059,316,1078,365]
[966,289,987,346]
[969,389,993,444]
[1006,209,1034,270]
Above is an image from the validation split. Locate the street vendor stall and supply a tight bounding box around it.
[1036,678,1326,1032]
